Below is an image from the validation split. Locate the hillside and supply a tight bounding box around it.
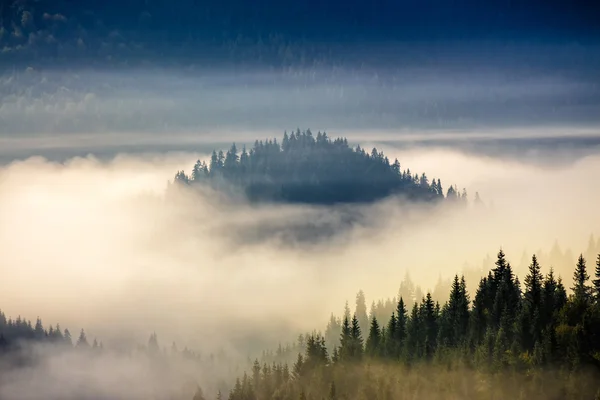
[173,130,468,205]
[225,250,600,400]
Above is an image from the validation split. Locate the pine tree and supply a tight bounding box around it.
[252,359,261,392]
[350,314,364,360]
[331,346,339,363]
[405,302,421,360]
[385,312,397,357]
[422,293,438,359]
[339,315,352,361]
[293,353,304,379]
[191,159,203,181]
[395,297,407,355]
[572,254,591,304]
[355,290,369,337]
[365,317,382,357]
[445,275,470,347]
[76,329,89,348]
[470,276,489,346]
[593,254,600,303]
[521,254,544,351]
[63,328,72,346]
[457,276,470,343]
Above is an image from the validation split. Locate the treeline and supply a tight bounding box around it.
[174,130,476,206]
[219,251,600,400]
[0,313,98,351]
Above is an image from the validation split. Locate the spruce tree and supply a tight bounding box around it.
[446,275,470,347]
[470,276,489,346]
[339,315,352,361]
[572,254,591,304]
[350,314,364,360]
[457,276,470,343]
[422,293,438,359]
[355,290,369,337]
[593,254,600,303]
[385,312,397,357]
[365,316,382,357]
[76,329,89,348]
[395,297,408,356]
[521,254,544,351]
[405,302,421,360]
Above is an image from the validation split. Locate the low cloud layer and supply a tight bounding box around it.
[1,65,600,398]
[1,140,598,351]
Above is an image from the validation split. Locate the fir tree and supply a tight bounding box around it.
[76,329,89,348]
[365,317,382,357]
[350,314,364,360]
[521,254,544,351]
[385,312,397,357]
[339,315,352,361]
[572,254,591,304]
[593,254,600,304]
[355,290,369,337]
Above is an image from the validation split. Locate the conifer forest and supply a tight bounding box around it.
[2,0,600,399]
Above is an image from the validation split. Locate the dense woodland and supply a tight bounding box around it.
[173,130,472,205]
[219,250,600,400]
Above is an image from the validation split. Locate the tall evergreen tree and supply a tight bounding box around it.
[76,329,89,348]
[350,314,364,360]
[385,312,397,357]
[405,302,421,360]
[421,293,438,359]
[572,254,591,304]
[395,297,408,356]
[365,317,382,357]
[355,290,369,337]
[593,254,600,304]
[339,315,352,361]
[521,254,544,351]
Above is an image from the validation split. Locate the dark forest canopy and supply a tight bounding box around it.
[225,251,600,400]
[172,130,471,206]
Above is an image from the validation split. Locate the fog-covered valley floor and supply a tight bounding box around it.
[1,64,600,399]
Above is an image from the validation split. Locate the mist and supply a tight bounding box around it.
[1,64,600,398]
[1,136,599,347]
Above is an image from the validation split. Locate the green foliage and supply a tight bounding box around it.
[221,249,600,400]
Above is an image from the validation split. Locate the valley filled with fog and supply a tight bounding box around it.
[1,63,600,399]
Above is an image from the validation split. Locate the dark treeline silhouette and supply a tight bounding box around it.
[173,130,472,206]
[220,250,600,400]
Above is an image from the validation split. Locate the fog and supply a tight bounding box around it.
[1,136,599,346]
[1,67,600,399]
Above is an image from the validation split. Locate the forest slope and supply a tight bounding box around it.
[173,130,467,206]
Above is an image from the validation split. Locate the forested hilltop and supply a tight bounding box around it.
[173,130,470,205]
[223,251,600,400]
